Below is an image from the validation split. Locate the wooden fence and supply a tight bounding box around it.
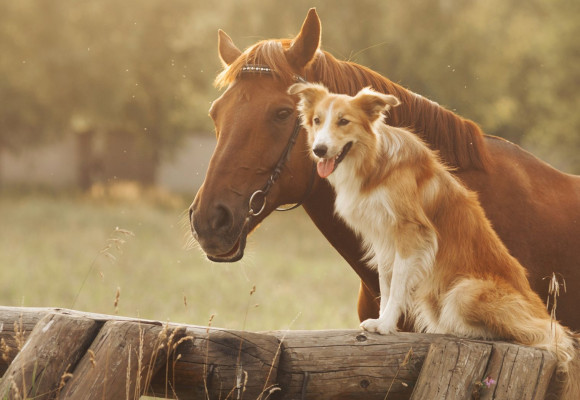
[0,306,564,399]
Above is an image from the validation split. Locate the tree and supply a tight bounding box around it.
[1,0,579,179]
[0,0,220,184]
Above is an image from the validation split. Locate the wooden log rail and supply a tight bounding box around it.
[0,306,563,399]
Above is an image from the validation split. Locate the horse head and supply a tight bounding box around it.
[190,9,322,262]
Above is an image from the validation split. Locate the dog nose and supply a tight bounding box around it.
[313,145,328,158]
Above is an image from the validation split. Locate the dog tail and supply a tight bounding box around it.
[549,326,580,400]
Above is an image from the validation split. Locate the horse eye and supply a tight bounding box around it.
[313,116,320,125]
[338,118,350,126]
[276,109,292,121]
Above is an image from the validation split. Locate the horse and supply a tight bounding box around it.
[190,8,580,330]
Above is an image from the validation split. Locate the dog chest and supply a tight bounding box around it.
[333,184,397,239]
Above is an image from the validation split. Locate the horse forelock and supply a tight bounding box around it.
[213,39,490,171]
[214,39,297,89]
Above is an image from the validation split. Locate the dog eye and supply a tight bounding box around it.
[338,118,350,126]
[313,116,321,125]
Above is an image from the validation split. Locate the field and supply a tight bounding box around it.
[0,187,360,332]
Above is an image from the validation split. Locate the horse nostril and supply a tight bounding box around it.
[210,204,233,232]
[313,145,328,158]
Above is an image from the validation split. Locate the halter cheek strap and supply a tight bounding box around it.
[240,65,316,217]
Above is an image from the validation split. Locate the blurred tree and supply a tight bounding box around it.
[0,0,578,178]
[0,0,220,184]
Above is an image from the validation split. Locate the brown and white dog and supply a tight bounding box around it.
[289,82,579,397]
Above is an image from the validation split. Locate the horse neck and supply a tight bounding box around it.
[307,52,490,171]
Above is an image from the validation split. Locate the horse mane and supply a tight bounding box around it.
[215,39,490,171]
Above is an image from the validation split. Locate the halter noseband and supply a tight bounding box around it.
[240,64,316,217]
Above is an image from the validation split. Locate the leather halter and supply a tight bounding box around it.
[239,65,317,217]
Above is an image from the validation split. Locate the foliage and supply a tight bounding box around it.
[0,0,578,172]
[0,0,217,158]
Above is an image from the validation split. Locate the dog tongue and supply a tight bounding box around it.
[317,158,335,178]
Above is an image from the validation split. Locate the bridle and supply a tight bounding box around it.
[240,64,317,218]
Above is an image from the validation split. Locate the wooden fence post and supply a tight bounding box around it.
[0,312,99,399]
[0,307,568,399]
[58,320,186,399]
[410,338,558,400]
[149,326,282,400]
[269,330,433,400]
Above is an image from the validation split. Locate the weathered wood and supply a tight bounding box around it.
[0,307,567,400]
[410,338,492,400]
[0,312,99,399]
[0,307,46,377]
[269,330,433,400]
[59,320,186,399]
[480,342,558,400]
[410,338,559,400]
[149,326,281,400]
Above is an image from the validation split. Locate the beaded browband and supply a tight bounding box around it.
[240,64,306,83]
[241,64,273,74]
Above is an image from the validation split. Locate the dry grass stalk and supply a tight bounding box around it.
[133,324,145,400]
[10,379,22,400]
[202,314,215,399]
[88,349,96,368]
[256,312,302,400]
[71,227,134,309]
[545,272,566,331]
[56,366,73,399]
[164,328,193,398]
[14,315,25,351]
[384,347,414,400]
[142,323,168,395]
[125,344,132,400]
[1,337,12,363]
[114,287,121,315]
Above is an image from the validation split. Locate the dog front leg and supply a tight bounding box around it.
[361,252,413,334]
[378,268,392,315]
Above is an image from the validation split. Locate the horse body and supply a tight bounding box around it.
[457,137,580,326]
[190,9,580,330]
[300,134,580,328]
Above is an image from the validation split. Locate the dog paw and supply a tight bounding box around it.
[360,318,398,335]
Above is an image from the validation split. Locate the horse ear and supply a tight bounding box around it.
[286,8,321,71]
[353,88,401,121]
[218,29,242,67]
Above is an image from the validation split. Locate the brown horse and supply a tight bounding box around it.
[190,9,580,330]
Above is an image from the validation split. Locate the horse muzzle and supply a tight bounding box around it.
[189,202,248,263]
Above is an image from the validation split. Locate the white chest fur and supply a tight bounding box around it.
[329,167,397,269]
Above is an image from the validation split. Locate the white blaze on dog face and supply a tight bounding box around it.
[309,96,360,178]
[288,83,400,178]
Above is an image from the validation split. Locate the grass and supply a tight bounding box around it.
[0,187,360,332]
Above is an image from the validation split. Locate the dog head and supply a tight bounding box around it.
[289,83,400,178]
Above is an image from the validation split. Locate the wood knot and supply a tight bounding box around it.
[355,333,367,342]
[359,379,370,389]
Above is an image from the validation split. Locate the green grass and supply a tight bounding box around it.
[0,188,360,332]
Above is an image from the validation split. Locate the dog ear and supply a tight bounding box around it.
[288,83,328,125]
[218,29,242,67]
[353,87,401,121]
[288,82,328,106]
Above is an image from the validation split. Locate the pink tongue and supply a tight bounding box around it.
[317,158,336,178]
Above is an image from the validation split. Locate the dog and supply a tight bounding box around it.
[289,82,579,398]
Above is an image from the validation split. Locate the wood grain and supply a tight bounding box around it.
[0,307,566,399]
